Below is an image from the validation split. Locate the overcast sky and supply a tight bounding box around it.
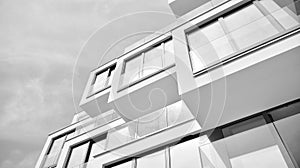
[0,0,175,167]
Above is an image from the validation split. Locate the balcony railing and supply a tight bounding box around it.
[188,0,300,75]
[198,124,291,168]
[42,151,60,168]
[105,101,195,150]
[68,110,120,139]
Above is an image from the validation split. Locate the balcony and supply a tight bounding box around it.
[68,110,121,139]
[176,0,300,132]
[198,124,294,168]
[109,35,181,121]
[105,101,195,150]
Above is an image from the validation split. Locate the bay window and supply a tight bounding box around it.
[120,39,175,88]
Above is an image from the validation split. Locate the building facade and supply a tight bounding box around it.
[35,0,300,168]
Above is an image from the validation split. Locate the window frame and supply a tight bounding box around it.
[118,37,175,92]
[64,134,108,168]
[43,130,75,168]
[87,64,116,98]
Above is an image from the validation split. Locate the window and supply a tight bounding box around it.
[223,4,279,49]
[43,131,75,168]
[120,39,175,87]
[187,0,299,74]
[65,135,107,168]
[188,21,235,73]
[66,142,90,168]
[88,64,116,97]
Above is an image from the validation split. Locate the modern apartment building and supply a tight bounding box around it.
[35,0,300,168]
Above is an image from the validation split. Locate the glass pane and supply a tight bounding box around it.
[230,145,288,168]
[224,5,279,49]
[122,55,143,86]
[164,40,175,67]
[170,138,202,168]
[225,5,264,32]
[92,70,109,93]
[89,139,106,160]
[137,109,167,137]
[106,122,137,150]
[189,50,205,73]
[189,21,226,48]
[167,101,194,127]
[188,21,234,73]
[67,142,90,168]
[137,149,166,168]
[142,45,163,77]
[199,124,290,168]
[49,136,65,154]
[275,113,300,167]
[259,0,299,29]
[229,17,279,49]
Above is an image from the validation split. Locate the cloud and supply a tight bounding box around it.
[0,0,175,167]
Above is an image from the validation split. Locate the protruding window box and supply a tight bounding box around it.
[109,34,180,121]
[80,60,117,117]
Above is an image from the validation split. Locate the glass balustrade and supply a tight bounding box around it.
[188,0,300,74]
[68,110,120,139]
[106,101,195,150]
[198,124,292,168]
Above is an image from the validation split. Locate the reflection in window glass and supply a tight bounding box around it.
[230,145,288,168]
[189,50,205,73]
[143,45,163,77]
[259,0,299,29]
[121,39,175,87]
[224,4,279,49]
[66,142,90,168]
[122,55,142,86]
[170,138,202,168]
[137,149,167,168]
[188,21,234,73]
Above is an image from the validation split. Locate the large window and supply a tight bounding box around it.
[43,131,74,168]
[88,64,116,97]
[187,0,300,74]
[120,39,175,88]
[65,135,107,168]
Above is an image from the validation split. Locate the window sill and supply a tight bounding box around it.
[117,64,175,92]
[192,25,300,78]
